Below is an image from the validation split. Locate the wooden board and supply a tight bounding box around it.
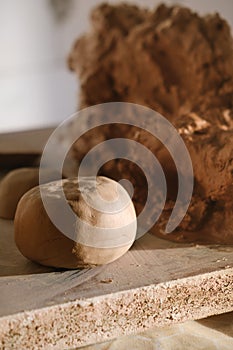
[0,219,233,349]
[0,128,54,155]
[0,128,54,169]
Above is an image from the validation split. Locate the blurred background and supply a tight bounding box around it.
[0,0,233,132]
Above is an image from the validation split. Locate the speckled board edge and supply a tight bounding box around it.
[0,268,232,350]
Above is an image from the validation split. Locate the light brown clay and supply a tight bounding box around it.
[0,168,61,220]
[68,3,233,244]
[14,176,137,268]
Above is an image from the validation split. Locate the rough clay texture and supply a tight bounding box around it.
[68,3,233,244]
[14,177,135,268]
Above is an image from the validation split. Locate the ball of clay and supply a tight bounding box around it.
[14,176,137,268]
[0,168,61,220]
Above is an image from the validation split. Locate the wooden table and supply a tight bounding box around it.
[0,218,233,349]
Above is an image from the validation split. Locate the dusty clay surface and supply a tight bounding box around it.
[14,176,136,268]
[68,3,233,244]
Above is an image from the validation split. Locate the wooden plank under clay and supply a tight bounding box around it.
[0,128,54,169]
[0,219,232,349]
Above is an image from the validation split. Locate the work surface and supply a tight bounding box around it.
[0,218,233,349]
[0,128,233,349]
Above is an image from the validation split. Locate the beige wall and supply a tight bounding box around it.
[0,0,232,132]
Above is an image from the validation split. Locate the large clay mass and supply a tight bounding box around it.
[68,3,233,244]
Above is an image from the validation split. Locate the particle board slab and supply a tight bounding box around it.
[0,219,233,349]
